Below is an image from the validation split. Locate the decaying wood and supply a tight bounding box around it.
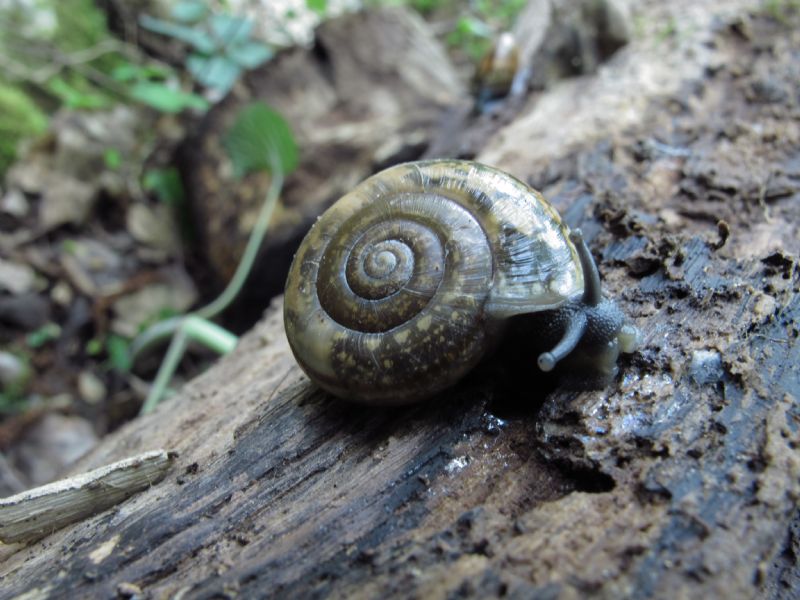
[0,450,174,544]
[1,1,799,598]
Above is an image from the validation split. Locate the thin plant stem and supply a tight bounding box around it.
[196,162,284,319]
[139,326,189,415]
[135,150,284,415]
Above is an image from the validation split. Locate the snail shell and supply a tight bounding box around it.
[284,160,637,405]
[474,32,522,105]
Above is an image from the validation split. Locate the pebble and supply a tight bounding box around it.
[0,258,37,295]
[78,371,107,405]
[0,293,50,330]
[0,351,28,387]
[0,188,29,218]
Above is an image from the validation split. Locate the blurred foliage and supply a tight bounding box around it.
[0,82,47,174]
[0,0,528,179]
[446,0,527,60]
[0,350,32,415]
[106,334,133,373]
[307,0,329,15]
[224,102,299,178]
[399,0,527,60]
[143,167,185,206]
[25,323,61,349]
[0,0,532,417]
[140,0,275,97]
[761,0,800,21]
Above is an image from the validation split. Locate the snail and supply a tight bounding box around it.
[283,160,638,405]
[473,32,523,108]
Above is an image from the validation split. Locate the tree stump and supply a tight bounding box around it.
[1,2,798,599]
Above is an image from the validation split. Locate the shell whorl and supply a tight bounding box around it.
[283,160,583,405]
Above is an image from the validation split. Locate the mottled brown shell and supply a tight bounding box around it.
[283,160,584,405]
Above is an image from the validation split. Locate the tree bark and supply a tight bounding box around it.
[2,2,799,599]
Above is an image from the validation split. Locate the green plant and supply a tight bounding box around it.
[446,15,494,60]
[0,0,206,177]
[0,350,32,415]
[112,62,208,113]
[140,0,274,96]
[133,101,297,414]
[0,82,47,174]
[402,0,528,61]
[26,323,61,349]
[224,103,299,178]
[106,334,133,372]
[655,17,678,43]
[306,0,329,15]
[762,0,800,21]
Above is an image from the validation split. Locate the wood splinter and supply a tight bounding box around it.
[0,449,176,545]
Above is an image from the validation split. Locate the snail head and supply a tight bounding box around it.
[536,229,639,380]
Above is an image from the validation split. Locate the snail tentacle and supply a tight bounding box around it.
[537,310,588,372]
[569,229,603,308]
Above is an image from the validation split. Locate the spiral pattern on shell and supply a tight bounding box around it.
[284,160,583,405]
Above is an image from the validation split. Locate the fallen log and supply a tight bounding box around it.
[1,2,798,599]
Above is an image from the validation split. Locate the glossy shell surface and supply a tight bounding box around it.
[283,160,583,405]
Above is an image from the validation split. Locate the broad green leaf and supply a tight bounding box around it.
[306,0,327,14]
[224,102,298,177]
[209,14,252,46]
[139,15,216,53]
[171,0,208,23]
[130,82,209,113]
[187,54,241,94]
[227,41,273,68]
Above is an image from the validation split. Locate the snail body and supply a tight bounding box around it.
[283,160,637,405]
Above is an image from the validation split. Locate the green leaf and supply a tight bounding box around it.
[171,0,208,23]
[112,62,172,82]
[86,338,103,356]
[454,16,492,38]
[47,77,109,109]
[224,102,298,177]
[107,334,132,372]
[61,238,78,254]
[104,148,121,170]
[26,323,61,348]
[142,167,184,205]
[139,15,216,53]
[209,14,252,46]
[227,41,273,68]
[306,0,328,14]
[111,63,141,82]
[186,54,241,93]
[130,82,209,113]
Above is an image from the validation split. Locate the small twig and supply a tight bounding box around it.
[0,450,175,544]
[757,179,772,222]
[0,38,126,85]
